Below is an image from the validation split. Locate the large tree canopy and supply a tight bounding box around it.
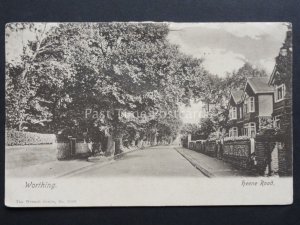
[6,22,211,153]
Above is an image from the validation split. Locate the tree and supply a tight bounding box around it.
[180,123,201,138]
[198,118,215,139]
[223,62,267,99]
[5,23,70,132]
[197,62,268,135]
[6,22,211,155]
[56,23,209,153]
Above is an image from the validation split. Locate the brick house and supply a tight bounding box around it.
[227,90,244,137]
[227,78,275,137]
[227,77,276,137]
[268,27,292,133]
[268,26,292,176]
[241,77,275,137]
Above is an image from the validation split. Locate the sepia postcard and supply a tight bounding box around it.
[5,22,293,207]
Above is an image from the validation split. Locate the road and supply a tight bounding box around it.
[6,144,57,170]
[68,145,206,177]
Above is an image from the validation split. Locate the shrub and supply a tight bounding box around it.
[6,130,56,146]
[223,135,250,142]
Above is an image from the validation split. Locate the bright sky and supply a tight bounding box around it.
[167,22,288,124]
[167,22,288,77]
[6,23,57,64]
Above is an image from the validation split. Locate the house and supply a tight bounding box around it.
[241,77,275,137]
[268,65,292,131]
[227,90,244,137]
[268,27,292,133]
[268,26,292,176]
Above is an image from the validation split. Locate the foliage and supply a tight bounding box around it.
[6,130,56,146]
[6,23,72,132]
[197,118,215,139]
[223,135,250,142]
[273,26,292,87]
[180,123,201,137]
[6,23,211,152]
[198,62,268,132]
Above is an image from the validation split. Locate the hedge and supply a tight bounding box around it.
[6,130,56,146]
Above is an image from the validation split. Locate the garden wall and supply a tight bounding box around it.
[222,139,251,169]
[205,141,217,157]
[184,134,286,176]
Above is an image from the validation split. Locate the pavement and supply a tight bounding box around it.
[175,147,252,177]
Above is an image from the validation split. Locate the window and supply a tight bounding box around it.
[229,127,238,137]
[275,84,285,102]
[243,123,248,136]
[239,107,243,119]
[274,116,280,128]
[243,103,248,114]
[231,107,237,119]
[243,123,256,137]
[249,122,256,137]
[248,97,255,112]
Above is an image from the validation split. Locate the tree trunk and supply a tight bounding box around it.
[114,137,123,155]
[105,135,115,157]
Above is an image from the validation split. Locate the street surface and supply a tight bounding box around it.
[6,144,57,169]
[69,145,206,177]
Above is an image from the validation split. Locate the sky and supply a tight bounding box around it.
[5,23,56,64]
[168,22,288,124]
[167,22,288,78]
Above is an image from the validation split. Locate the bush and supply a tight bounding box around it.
[6,130,56,146]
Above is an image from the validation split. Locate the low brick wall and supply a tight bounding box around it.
[205,141,217,157]
[222,140,251,169]
[195,141,204,153]
[188,141,196,150]
[185,135,290,176]
[188,140,206,153]
[278,143,292,176]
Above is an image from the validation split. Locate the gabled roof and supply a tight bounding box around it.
[230,90,244,104]
[268,65,277,85]
[245,77,274,94]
